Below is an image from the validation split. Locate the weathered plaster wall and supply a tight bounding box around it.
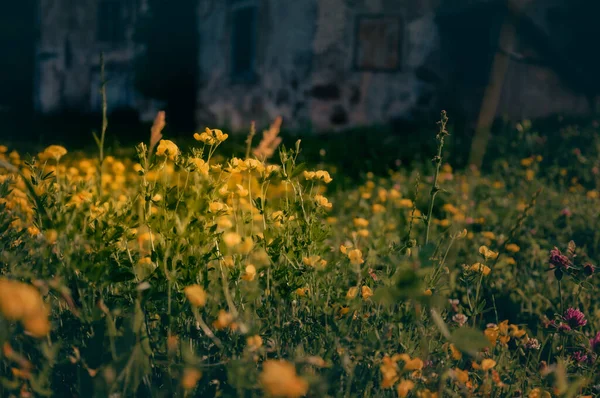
[35,0,147,114]
[196,0,441,132]
[196,0,317,131]
[308,0,440,131]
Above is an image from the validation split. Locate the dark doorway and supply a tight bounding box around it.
[0,1,36,140]
[135,0,199,134]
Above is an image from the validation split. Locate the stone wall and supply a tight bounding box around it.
[36,0,593,131]
[196,0,441,132]
[35,0,156,117]
[196,0,317,132]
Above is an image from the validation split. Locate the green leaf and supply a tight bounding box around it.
[108,269,136,283]
[430,308,450,339]
[417,242,437,268]
[394,268,422,294]
[290,162,307,179]
[450,327,490,356]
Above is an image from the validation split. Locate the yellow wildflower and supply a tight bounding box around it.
[372,203,386,214]
[209,201,228,213]
[449,344,462,360]
[302,255,327,268]
[184,285,206,307]
[528,388,551,398]
[481,231,495,240]
[481,358,496,371]
[213,310,234,330]
[451,368,469,384]
[416,390,438,398]
[241,264,257,281]
[397,379,415,397]
[314,194,332,209]
[181,368,202,390]
[347,249,364,265]
[40,145,67,161]
[361,285,373,300]
[479,245,498,260]
[484,327,499,347]
[520,157,534,167]
[397,354,424,371]
[469,262,491,276]
[260,360,309,398]
[380,355,399,388]
[509,324,527,338]
[22,307,51,338]
[357,229,369,238]
[0,279,50,338]
[156,140,179,160]
[223,232,242,248]
[397,198,413,208]
[246,334,263,351]
[346,287,358,299]
[222,256,235,267]
[190,158,209,175]
[353,218,369,228]
[505,243,520,252]
[339,243,352,254]
[236,237,254,254]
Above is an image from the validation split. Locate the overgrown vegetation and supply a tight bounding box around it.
[0,110,599,397]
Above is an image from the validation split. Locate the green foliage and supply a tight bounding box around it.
[0,113,599,397]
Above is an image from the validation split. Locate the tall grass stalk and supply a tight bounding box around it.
[425,111,449,245]
[92,52,108,195]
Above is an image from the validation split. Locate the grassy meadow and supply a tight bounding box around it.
[0,111,599,397]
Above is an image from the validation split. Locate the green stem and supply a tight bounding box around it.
[424,111,449,245]
[96,52,108,196]
[558,279,564,315]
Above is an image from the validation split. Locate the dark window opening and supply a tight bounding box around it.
[97,0,124,43]
[354,15,403,72]
[231,5,258,81]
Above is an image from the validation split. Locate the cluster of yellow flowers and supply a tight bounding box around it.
[193,127,229,145]
[155,139,179,160]
[484,320,527,347]
[259,360,308,398]
[38,144,68,162]
[380,353,424,396]
[0,279,51,338]
[303,170,333,184]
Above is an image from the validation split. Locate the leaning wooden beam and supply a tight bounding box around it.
[468,0,528,169]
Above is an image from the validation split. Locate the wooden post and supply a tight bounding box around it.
[468,0,526,169]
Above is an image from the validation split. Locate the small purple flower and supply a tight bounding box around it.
[549,247,571,270]
[571,351,589,364]
[524,337,541,350]
[584,263,595,277]
[558,323,572,332]
[563,308,587,328]
[560,207,572,217]
[590,331,600,353]
[452,313,468,326]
